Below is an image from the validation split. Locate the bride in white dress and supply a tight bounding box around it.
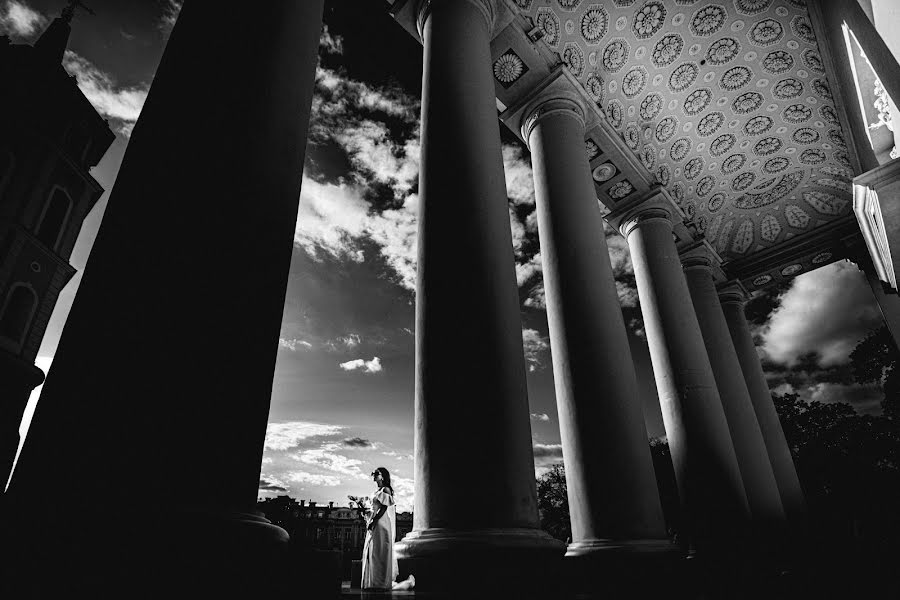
[361,467,399,590]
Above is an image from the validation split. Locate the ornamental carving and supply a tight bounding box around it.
[668,62,699,92]
[732,171,756,191]
[706,37,740,65]
[719,66,752,91]
[760,214,781,241]
[792,127,819,144]
[536,8,561,47]
[640,93,664,120]
[772,78,803,100]
[633,1,667,39]
[763,156,790,173]
[609,179,635,199]
[697,175,716,196]
[640,144,658,170]
[622,65,649,97]
[670,137,693,161]
[762,50,793,74]
[683,87,713,116]
[799,148,826,164]
[801,48,824,73]
[721,153,747,174]
[585,72,605,101]
[651,34,684,67]
[731,91,763,114]
[785,204,810,228]
[782,103,812,123]
[493,51,528,87]
[748,18,784,47]
[734,0,772,16]
[708,192,726,212]
[743,115,773,136]
[685,156,705,179]
[603,38,631,72]
[656,116,680,142]
[803,190,848,215]
[753,137,782,156]
[732,220,754,253]
[690,5,727,37]
[581,5,609,44]
[606,99,624,129]
[563,42,586,76]
[698,111,726,136]
[710,133,737,156]
[790,15,816,43]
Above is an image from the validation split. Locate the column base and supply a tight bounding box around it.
[563,540,687,598]
[395,527,565,594]
[566,538,682,557]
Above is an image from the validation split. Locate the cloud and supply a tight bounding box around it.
[761,262,882,367]
[532,443,564,475]
[524,283,546,309]
[264,421,343,451]
[157,0,182,35]
[258,476,288,493]
[286,470,342,487]
[339,356,383,373]
[294,177,418,291]
[62,51,148,137]
[390,474,415,513]
[805,382,883,415]
[292,443,365,478]
[319,24,343,55]
[0,1,46,37]
[522,328,549,372]
[530,413,550,422]
[343,437,373,448]
[503,145,535,207]
[279,338,313,352]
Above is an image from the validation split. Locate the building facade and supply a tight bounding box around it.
[0,9,113,486]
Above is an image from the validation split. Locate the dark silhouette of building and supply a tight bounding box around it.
[0,5,113,486]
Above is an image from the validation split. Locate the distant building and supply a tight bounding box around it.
[257,495,414,552]
[0,6,114,485]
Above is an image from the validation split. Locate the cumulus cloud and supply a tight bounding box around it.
[62,51,148,137]
[319,24,343,55]
[293,443,365,478]
[516,253,542,287]
[264,421,343,451]
[294,177,418,291]
[524,283,547,309]
[339,356,383,373]
[532,443,564,475]
[522,328,550,372]
[0,1,45,37]
[503,145,535,207]
[761,262,882,367]
[530,413,550,422]
[287,470,342,487]
[279,338,313,352]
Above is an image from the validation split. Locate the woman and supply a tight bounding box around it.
[361,467,399,590]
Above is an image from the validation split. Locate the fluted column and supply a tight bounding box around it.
[396,0,562,590]
[719,286,806,524]
[681,247,786,530]
[522,91,670,557]
[2,2,324,594]
[615,202,750,553]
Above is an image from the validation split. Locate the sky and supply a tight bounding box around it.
[1,0,889,512]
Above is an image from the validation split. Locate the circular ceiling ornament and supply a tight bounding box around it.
[698,111,726,136]
[719,66,753,91]
[710,133,737,156]
[605,100,624,129]
[685,156,706,179]
[753,274,773,286]
[691,5,728,37]
[781,264,803,276]
[812,251,833,264]
[732,91,763,114]
[743,115,774,136]
[622,66,649,97]
[783,103,812,123]
[683,87,713,116]
[602,38,631,72]
[670,137,693,161]
[706,37,741,65]
[592,162,617,182]
[762,50,794,74]
[581,4,610,44]
[633,1,667,39]
[747,18,784,46]
[763,156,790,173]
[668,62,700,92]
[708,192,727,212]
[656,116,680,142]
[734,0,772,16]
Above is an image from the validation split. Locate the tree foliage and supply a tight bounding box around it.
[535,464,570,542]
[849,325,900,418]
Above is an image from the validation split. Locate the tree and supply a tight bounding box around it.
[850,325,900,418]
[535,464,570,542]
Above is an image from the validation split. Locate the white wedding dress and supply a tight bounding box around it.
[361,487,399,589]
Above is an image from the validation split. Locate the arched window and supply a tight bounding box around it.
[36,186,72,251]
[0,283,38,347]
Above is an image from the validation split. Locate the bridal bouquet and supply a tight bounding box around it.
[348,495,371,521]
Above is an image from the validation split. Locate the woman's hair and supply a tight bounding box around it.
[373,467,393,495]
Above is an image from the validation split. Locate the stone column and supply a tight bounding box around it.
[522,92,670,557]
[613,200,751,553]
[681,247,786,529]
[719,287,807,524]
[395,0,562,591]
[2,1,324,594]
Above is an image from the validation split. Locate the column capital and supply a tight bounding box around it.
[520,90,586,143]
[680,240,728,283]
[606,187,681,238]
[417,0,496,38]
[718,280,750,305]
